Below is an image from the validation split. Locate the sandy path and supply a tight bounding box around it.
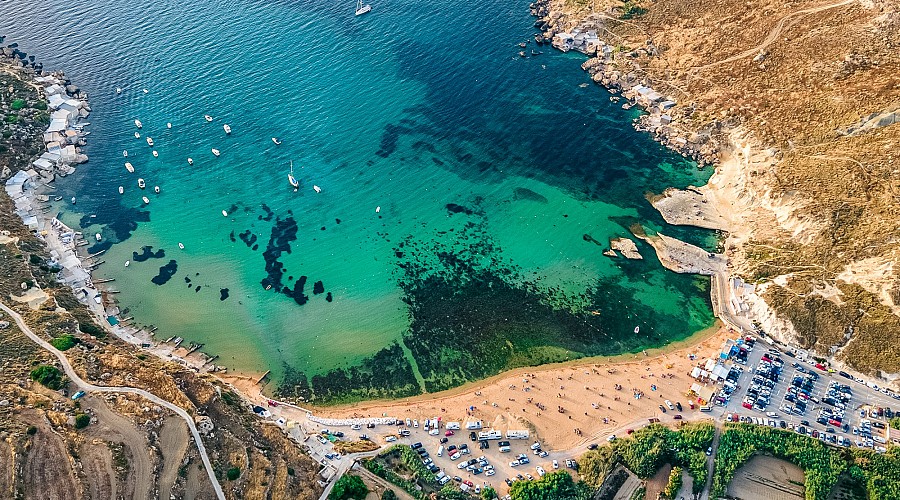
[81,396,154,499]
[79,440,117,500]
[19,411,79,500]
[158,416,190,500]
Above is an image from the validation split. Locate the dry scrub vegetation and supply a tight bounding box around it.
[554,0,900,377]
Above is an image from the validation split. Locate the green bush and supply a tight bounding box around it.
[29,365,66,390]
[620,0,646,19]
[78,322,105,338]
[33,100,48,110]
[329,474,367,500]
[26,426,37,435]
[226,467,241,481]
[5,114,18,124]
[890,417,900,430]
[662,466,682,499]
[50,334,77,351]
[510,471,591,500]
[10,99,25,110]
[381,490,397,500]
[74,413,90,429]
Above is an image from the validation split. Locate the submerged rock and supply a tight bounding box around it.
[610,237,642,259]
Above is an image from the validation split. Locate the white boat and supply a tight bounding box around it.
[271,137,282,145]
[166,122,172,129]
[146,137,154,146]
[178,242,185,250]
[152,150,159,157]
[142,88,149,94]
[154,186,160,194]
[123,150,128,157]
[134,132,140,139]
[288,161,299,189]
[313,185,321,193]
[187,158,193,165]
[142,196,150,204]
[124,260,130,267]
[375,206,381,213]
[634,326,640,334]
[116,87,122,94]
[118,186,124,194]
[134,119,142,128]
[223,124,231,134]
[138,178,146,189]
[71,197,76,205]
[205,115,213,122]
[125,162,134,172]
[222,210,228,217]
[95,232,102,241]
[355,0,371,15]
[211,148,220,157]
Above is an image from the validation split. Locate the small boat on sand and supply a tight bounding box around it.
[272,137,282,145]
[118,186,124,194]
[154,186,160,194]
[355,0,371,15]
[211,148,220,157]
[204,115,213,122]
[125,162,134,172]
[134,132,140,139]
[178,242,185,250]
[134,119,142,128]
[146,137,154,147]
[288,161,299,189]
[95,232,102,241]
[142,196,150,204]
[123,150,128,157]
[187,158,193,165]
[138,178,146,189]
[152,150,159,157]
[223,124,231,134]
[222,210,228,217]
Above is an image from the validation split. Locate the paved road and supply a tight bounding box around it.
[699,426,721,500]
[0,302,226,500]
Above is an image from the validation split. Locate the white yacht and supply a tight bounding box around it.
[124,260,130,267]
[152,150,159,157]
[142,196,150,204]
[211,148,220,157]
[313,185,321,193]
[146,137,154,147]
[288,161,299,189]
[134,119,142,128]
[125,162,134,173]
[118,186,124,194]
[223,124,231,134]
[355,0,371,15]
[222,210,228,217]
[116,87,122,94]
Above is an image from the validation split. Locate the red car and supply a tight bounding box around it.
[445,430,454,437]
[267,400,278,407]
[626,429,634,435]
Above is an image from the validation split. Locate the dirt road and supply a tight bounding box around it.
[0,302,225,500]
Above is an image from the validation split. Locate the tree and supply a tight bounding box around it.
[50,334,77,351]
[663,466,683,499]
[481,486,497,499]
[889,417,900,431]
[29,365,66,390]
[329,474,368,500]
[578,446,617,488]
[510,471,590,500]
[226,467,241,481]
[74,413,90,429]
[381,490,397,500]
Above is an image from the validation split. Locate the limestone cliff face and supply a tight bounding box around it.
[539,0,900,380]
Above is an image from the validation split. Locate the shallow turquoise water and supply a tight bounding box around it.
[2,0,716,390]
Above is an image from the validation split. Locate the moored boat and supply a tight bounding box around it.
[95,232,102,241]
[205,115,213,122]
[187,157,193,165]
[223,124,231,134]
[355,0,371,15]
[134,132,140,139]
[71,197,76,205]
[178,242,185,249]
[288,161,299,189]
[154,186,160,193]
[211,148,220,157]
[166,122,172,128]
[124,260,130,267]
[271,137,282,145]
[152,150,159,157]
[146,137,154,146]
[125,162,134,172]
[118,186,124,194]
[222,210,228,217]
[123,150,128,157]
[138,178,146,189]
[313,185,321,193]
[134,119,142,128]
[142,196,150,204]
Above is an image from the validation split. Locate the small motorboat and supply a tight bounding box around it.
[123,150,128,157]
[142,88,149,94]
[138,178,146,189]
[634,326,640,334]
[272,137,282,145]
[134,132,140,139]
[154,186,160,193]
[211,148,220,157]
[146,137,154,147]
[116,87,122,94]
[134,119,142,128]
[124,260,130,267]
[118,186,124,194]
[166,122,172,129]
[152,150,159,157]
[125,162,134,172]
[223,124,231,134]
[95,232,102,241]
[142,196,150,204]
[355,0,371,15]
[375,206,381,213]
[313,185,321,193]
[71,197,76,205]
[204,115,213,122]
[222,210,228,217]
[178,242,185,250]
[187,158,193,165]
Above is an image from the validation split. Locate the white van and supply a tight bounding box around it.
[437,446,444,457]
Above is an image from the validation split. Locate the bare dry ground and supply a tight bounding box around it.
[550,0,900,379]
[726,455,806,500]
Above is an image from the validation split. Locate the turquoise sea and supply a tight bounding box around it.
[2,0,716,401]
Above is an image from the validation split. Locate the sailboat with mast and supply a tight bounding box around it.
[355,0,371,16]
[288,161,299,190]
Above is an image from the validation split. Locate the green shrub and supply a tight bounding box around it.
[5,114,18,124]
[29,365,66,390]
[33,100,48,110]
[328,474,367,500]
[10,99,25,110]
[74,413,90,429]
[662,466,683,499]
[620,1,646,19]
[26,426,37,435]
[50,334,77,351]
[226,467,241,481]
[890,417,900,430]
[381,490,397,500]
[78,322,105,338]
[510,471,590,500]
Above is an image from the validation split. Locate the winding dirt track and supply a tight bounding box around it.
[0,302,225,500]
[695,0,856,70]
